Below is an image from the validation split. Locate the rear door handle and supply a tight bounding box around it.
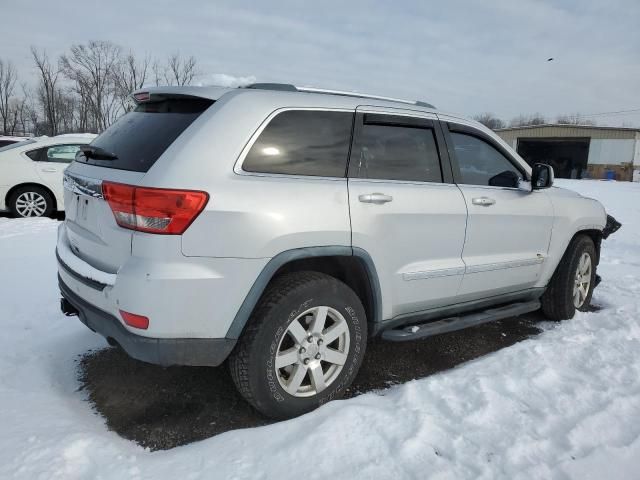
[41,168,58,173]
[358,193,393,204]
[471,196,496,206]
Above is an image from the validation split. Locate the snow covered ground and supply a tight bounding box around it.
[1,179,639,479]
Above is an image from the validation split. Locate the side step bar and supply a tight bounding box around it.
[381,300,541,342]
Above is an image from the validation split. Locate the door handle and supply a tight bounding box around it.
[471,196,496,206]
[358,193,393,204]
[41,168,58,173]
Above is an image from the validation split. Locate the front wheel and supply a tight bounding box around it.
[541,235,597,320]
[229,271,367,419]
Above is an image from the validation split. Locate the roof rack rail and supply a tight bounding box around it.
[297,87,435,109]
[245,83,297,92]
[243,83,435,109]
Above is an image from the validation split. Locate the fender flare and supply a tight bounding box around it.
[225,246,382,339]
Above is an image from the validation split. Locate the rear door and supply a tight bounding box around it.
[62,95,213,273]
[348,107,468,319]
[440,119,553,300]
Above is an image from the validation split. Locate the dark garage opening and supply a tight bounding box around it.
[517,137,590,179]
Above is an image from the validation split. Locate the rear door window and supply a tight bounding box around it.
[243,110,354,177]
[349,116,443,183]
[76,97,213,172]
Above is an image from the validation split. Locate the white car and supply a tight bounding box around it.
[0,134,96,217]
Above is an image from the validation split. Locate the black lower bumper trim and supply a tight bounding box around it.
[59,276,236,367]
[603,214,621,239]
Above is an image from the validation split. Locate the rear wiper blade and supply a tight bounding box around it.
[79,145,118,160]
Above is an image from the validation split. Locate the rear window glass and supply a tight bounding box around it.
[243,110,353,177]
[76,97,213,172]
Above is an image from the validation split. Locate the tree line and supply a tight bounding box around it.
[0,40,198,137]
[473,112,596,131]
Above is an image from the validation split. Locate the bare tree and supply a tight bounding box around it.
[60,41,122,132]
[164,53,197,86]
[113,52,150,111]
[56,91,78,133]
[151,59,165,86]
[473,113,505,130]
[556,114,596,126]
[31,47,63,135]
[24,87,41,135]
[509,113,547,127]
[16,84,33,135]
[0,59,18,134]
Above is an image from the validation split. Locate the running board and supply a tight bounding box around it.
[381,300,541,342]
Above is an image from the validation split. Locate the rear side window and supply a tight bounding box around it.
[26,148,44,161]
[349,123,442,183]
[243,110,353,177]
[76,97,213,172]
[27,144,83,163]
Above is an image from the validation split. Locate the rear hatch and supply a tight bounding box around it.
[62,94,214,274]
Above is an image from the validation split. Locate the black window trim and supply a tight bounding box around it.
[347,111,454,185]
[442,122,530,187]
[235,107,356,180]
[25,146,46,162]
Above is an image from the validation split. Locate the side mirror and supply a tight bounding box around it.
[531,163,554,189]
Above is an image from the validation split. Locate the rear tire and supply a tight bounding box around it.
[541,235,596,320]
[229,271,367,419]
[8,186,54,218]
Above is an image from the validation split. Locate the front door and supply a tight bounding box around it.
[347,108,468,320]
[441,118,553,301]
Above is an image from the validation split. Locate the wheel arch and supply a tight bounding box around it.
[545,227,603,289]
[226,246,382,340]
[573,228,602,265]
[6,182,58,212]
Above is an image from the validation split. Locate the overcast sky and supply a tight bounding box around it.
[2,0,639,126]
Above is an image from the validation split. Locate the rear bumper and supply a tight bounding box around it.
[59,276,236,367]
[56,222,268,340]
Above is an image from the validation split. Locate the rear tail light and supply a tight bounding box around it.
[119,310,149,330]
[102,182,208,235]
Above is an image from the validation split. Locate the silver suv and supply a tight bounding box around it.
[57,84,620,419]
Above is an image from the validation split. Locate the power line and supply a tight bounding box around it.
[576,108,640,118]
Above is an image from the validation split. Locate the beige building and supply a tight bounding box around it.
[496,124,640,181]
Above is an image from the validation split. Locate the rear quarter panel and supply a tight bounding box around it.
[181,173,351,258]
[142,92,353,258]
